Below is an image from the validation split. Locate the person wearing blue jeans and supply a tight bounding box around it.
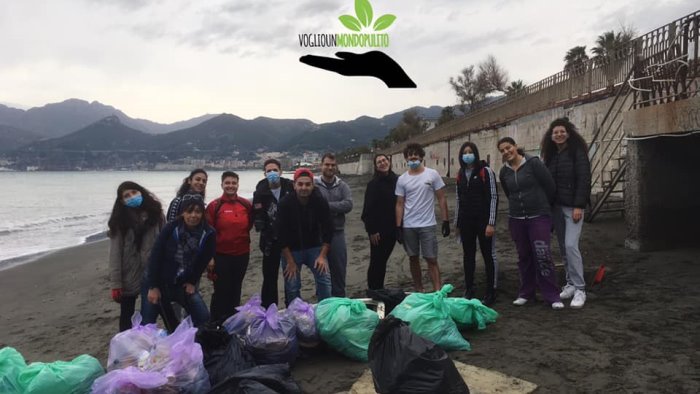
[314,152,353,297]
[144,194,215,328]
[276,168,333,306]
[280,246,332,305]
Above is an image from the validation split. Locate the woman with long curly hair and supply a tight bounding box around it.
[540,117,591,309]
[166,169,208,222]
[108,181,164,331]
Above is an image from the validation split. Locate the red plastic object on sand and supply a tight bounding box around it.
[592,265,606,285]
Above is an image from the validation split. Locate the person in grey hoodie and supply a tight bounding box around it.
[108,181,164,331]
[497,137,563,310]
[314,153,353,297]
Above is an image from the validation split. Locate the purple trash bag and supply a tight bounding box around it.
[106,312,166,371]
[162,325,211,393]
[244,304,298,365]
[141,316,199,372]
[285,297,319,343]
[90,367,168,394]
[223,294,266,336]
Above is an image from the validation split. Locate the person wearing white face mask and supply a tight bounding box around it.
[455,142,499,306]
[395,143,450,292]
[253,159,294,308]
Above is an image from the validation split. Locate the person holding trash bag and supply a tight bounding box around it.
[540,117,591,309]
[206,171,253,322]
[275,168,333,306]
[166,169,208,222]
[144,193,215,328]
[361,154,399,290]
[455,142,499,306]
[108,181,164,332]
[497,137,563,310]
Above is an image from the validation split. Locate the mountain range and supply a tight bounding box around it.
[1,99,443,168]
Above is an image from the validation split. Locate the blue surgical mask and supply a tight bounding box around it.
[125,195,143,208]
[266,171,280,184]
[462,153,475,165]
[407,160,421,170]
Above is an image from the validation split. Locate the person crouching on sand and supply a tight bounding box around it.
[144,194,215,329]
[108,181,164,332]
[497,137,564,310]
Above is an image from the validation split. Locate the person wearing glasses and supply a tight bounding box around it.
[252,159,294,307]
[144,194,215,329]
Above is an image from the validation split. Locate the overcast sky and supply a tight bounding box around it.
[0,0,697,124]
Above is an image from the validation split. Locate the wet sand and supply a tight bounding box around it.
[0,175,698,393]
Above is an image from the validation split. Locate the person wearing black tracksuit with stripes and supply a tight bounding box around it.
[455,141,499,306]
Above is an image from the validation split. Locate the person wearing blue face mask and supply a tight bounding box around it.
[107,181,164,331]
[395,143,450,292]
[253,158,294,307]
[455,142,499,306]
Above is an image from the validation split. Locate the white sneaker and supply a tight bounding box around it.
[512,297,528,306]
[570,290,586,309]
[560,284,576,300]
[551,302,565,310]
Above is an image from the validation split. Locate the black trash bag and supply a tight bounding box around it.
[207,364,302,394]
[196,323,256,387]
[368,316,470,394]
[366,288,407,314]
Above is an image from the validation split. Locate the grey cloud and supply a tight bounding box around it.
[88,0,151,11]
[294,0,344,16]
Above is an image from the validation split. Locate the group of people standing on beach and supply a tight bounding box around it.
[106,116,591,332]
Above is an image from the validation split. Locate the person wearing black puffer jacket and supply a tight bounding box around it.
[361,154,399,290]
[455,142,499,306]
[541,117,592,309]
[253,159,295,308]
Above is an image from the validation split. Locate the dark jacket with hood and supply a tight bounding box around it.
[252,177,294,251]
[545,145,591,208]
[275,188,333,252]
[455,142,498,227]
[361,171,398,235]
[146,219,216,289]
[499,154,556,218]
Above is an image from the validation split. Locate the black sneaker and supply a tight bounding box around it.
[482,292,497,306]
[464,287,476,299]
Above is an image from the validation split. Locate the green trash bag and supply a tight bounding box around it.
[390,284,471,351]
[315,297,380,361]
[0,347,27,394]
[444,297,499,330]
[16,353,104,394]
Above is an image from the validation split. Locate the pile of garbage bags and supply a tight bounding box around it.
[0,347,103,394]
[390,284,498,351]
[93,313,210,393]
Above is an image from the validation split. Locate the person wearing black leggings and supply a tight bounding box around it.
[455,142,499,306]
[362,154,399,290]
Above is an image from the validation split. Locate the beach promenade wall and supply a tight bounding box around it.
[384,97,616,180]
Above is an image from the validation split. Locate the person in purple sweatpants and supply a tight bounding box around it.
[497,137,564,310]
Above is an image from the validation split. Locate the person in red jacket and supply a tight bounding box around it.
[205,171,253,322]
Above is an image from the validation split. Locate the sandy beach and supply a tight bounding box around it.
[1,175,698,393]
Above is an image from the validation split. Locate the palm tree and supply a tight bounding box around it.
[564,46,589,74]
[506,80,525,96]
[592,29,634,64]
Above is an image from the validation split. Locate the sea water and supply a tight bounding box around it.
[0,170,265,270]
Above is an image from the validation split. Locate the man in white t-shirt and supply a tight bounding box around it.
[395,143,450,292]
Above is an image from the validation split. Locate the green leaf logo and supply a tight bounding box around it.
[355,0,373,28]
[338,0,396,32]
[373,14,396,31]
[339,15,362,32]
